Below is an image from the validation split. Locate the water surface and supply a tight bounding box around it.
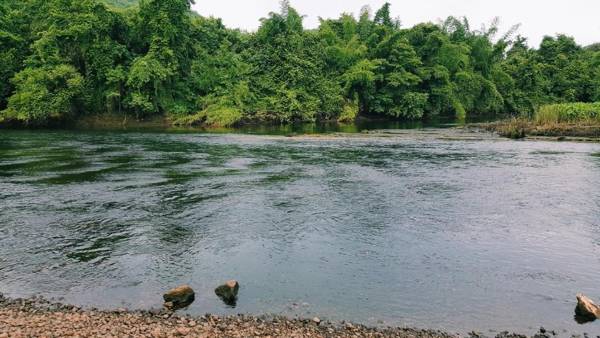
[0,129,599,335]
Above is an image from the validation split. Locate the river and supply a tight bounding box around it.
[0,128,599,335]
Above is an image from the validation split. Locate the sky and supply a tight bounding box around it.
[192,0,600,47]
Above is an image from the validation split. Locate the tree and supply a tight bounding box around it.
[374,3,398,28]
[2,65,83,125]
[1,0,599,126]
[0,1,29,110]
[368,33,426,119]
[538,35,590,102]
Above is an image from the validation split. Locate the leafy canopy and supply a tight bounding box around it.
[1,0,599,126]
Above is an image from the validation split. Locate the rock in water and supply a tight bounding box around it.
[215,280,239,306]
[575,293,600,322]
[163,285,195,310]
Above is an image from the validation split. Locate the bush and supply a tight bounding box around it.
[338,98,359,123]
[535,102,600,124]
[1,65,84,125]
[173,104,243,127]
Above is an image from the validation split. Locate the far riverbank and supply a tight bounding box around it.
[467,119,600,142]
[0,113,492,135]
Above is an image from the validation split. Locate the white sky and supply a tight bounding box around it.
[192,0,600,47]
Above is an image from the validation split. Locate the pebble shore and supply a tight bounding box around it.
[0,294,589,338]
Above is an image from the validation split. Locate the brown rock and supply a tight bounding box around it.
[576,293,600,320]
[215,280,239,306]
[163,285,195,309]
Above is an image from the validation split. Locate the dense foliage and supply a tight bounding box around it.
[1,0,599,126]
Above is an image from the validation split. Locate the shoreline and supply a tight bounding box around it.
[4,114,600,144]
[0,294,570,338]
[466,120,600,142]
[0,113,470,133]
[0,114,399,131]
[0,294,455,338]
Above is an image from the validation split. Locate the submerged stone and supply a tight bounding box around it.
[163,285,195,310]
[215,280,239,306]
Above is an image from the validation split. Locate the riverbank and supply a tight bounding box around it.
[0,294,566,338]
[0,113,470,134]
[467,119,600,142]
[0,294,454,338]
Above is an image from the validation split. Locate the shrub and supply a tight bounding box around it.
[173,104,243,127]
[338,97,359,123]
[1,65,83,125]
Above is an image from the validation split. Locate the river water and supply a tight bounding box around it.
[0,128,599,335]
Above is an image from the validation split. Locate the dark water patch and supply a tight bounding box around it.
[153,156,193,168]
[49,160,90,172]
[160,190,229,208]
[530,150,576,155]
[35,165,129,185]
[0,170,18,178]
[158,170,237,186]
[0,149,40,160]
[0,153,79,173]
[141,139,200,153]
[261,170,308,184]
[66,232,130,264]
[105,154,140,166]
[91,146,127,154]
[153,222,198,246]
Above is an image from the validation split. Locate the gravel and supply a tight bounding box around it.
[0,293,588,338]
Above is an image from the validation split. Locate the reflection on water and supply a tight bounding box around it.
[0,128,599,335]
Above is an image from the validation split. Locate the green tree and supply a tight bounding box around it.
[2,65,83,125]
[127,0,196,115]
[1,0,600,126]
[369,33,426,119]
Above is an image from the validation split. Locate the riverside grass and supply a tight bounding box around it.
[535,102,600,124]
[473,102,600,140]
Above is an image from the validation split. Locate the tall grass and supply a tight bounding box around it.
[535,102,600,124]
